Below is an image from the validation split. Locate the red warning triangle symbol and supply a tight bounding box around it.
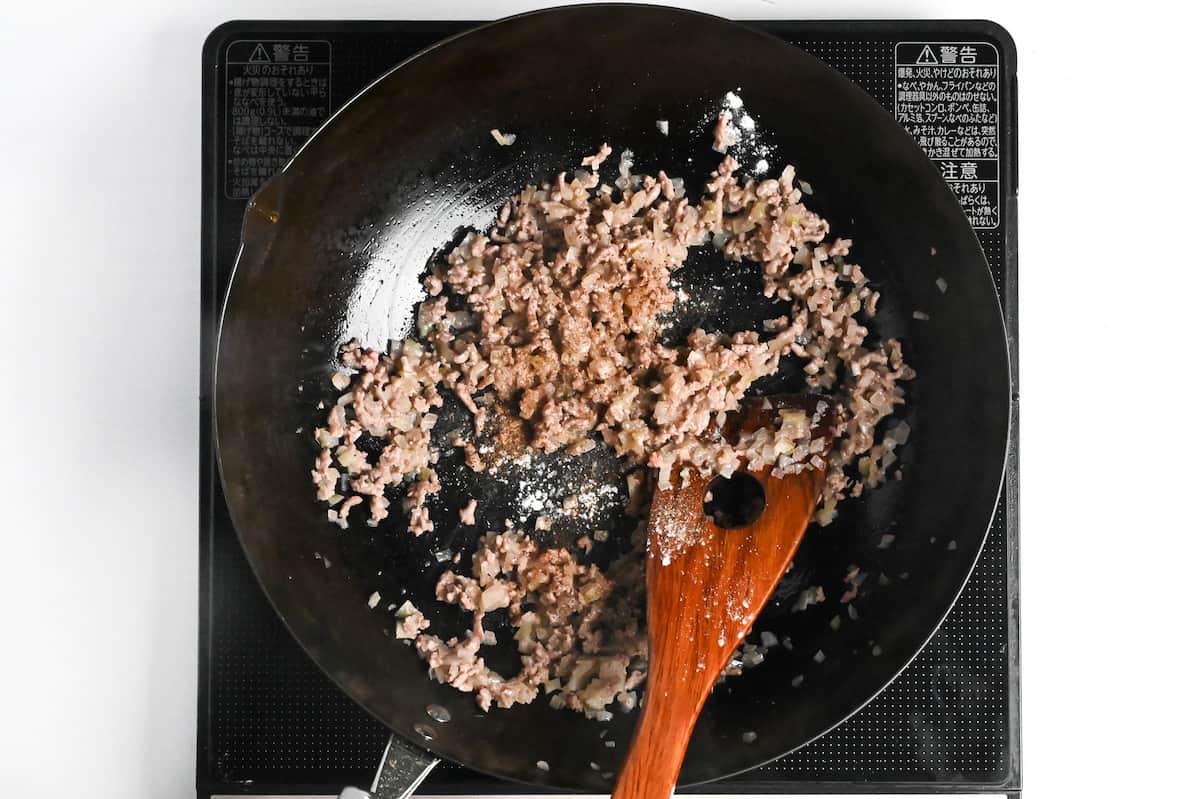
[249,43,271,63]
[915,45,939,65]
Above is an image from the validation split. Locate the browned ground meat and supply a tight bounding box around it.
[712,110,735,153]
[312,143,913,715]
[413,528,646,717]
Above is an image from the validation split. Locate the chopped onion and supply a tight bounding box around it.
[490,128,516,146]
[656,119,669,135]
[367,591,381,609]
[618,149,634,183]
[935,277,948,293]
[791,585,824,612]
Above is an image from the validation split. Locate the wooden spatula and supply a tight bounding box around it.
[612,396,835,799]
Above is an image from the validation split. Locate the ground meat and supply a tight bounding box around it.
[311,144,914,715]
[337,495,362,519]
[459,498,478,526]
[310,338,444,526]
[713,110,735,153]
[394,601,430,640]
[310,449,338,501]
[416,529,646,717]
[580,143,612,170]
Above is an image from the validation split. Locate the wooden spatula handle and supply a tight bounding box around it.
[612,518,735,799]
[609,636,711,799]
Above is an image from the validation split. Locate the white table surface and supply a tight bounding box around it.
[1,1,1197,797]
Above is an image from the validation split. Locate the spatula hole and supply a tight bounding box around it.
[703,472,766,529]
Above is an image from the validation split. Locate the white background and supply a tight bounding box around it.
[1,0,1197,797]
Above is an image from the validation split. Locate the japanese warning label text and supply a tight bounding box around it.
[894,42,1000,229]
[224,40,332,199]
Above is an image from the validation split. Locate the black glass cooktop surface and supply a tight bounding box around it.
[199,19,1018,798]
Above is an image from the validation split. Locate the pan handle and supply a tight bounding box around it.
[338,734,440,799]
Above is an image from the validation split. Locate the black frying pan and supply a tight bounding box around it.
[215,4,1010,793]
